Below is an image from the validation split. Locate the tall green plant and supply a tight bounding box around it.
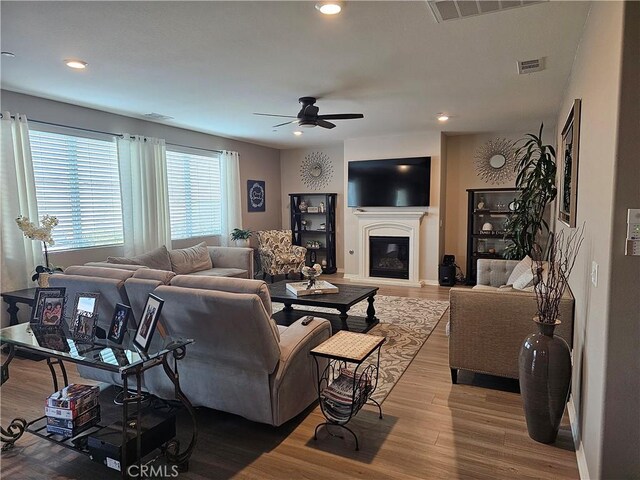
[504,124,557,259]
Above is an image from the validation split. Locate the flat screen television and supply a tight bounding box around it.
[348,157,431,207]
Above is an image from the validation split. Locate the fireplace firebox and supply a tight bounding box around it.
[369,236,410,279]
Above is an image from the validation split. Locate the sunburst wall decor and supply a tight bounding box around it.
[474,138,517,184]
[300,152,334,190]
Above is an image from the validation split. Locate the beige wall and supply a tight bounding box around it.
[280,145,344,270]
[443,132,520,275]
[553,2,640,478]
[343,131,443,283]
[0,90,282,267]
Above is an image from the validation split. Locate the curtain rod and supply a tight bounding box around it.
[2,114,224,154]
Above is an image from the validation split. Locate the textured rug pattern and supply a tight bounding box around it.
[273,295,449,403]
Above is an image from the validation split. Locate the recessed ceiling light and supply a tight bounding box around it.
[437,114,450,122]
[64,59,88,69]
[1,51,16,58]
[315,2,342,15]
[293,131,303,136]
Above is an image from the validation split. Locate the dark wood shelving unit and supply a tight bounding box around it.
[466,188,519,285]
[289,193,337,274]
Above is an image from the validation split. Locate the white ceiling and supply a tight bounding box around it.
[0,1,591,149]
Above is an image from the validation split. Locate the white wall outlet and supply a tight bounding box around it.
[591,261,598,287]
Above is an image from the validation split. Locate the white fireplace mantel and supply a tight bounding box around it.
[349,210,426,287]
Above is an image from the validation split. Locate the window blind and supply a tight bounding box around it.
[166,150,222,240]
[29,129,124,251]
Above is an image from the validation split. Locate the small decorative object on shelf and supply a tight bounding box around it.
[481,222,493,232]
[477,196,486,210]
[301,219,308,230]
[319,222,326,230]
[299,200,308,213]
[15,214,63,285]
[307,206,320,213]
[319,202,325,213]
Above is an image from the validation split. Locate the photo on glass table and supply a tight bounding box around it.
[107,303,131,344]
[32,325,71,352]
[31,287,67,326]
[71,292,100,319]
[71,311,98,343]
[133,294,164,352]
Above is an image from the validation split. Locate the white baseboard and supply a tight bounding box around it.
[567,396,591,480]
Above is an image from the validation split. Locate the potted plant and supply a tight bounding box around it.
[15,214,63,286]
[504,124,557,259]
[518,225,584,443]
[230,228,252,247]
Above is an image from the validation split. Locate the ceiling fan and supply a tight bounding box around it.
[254,97,364,129]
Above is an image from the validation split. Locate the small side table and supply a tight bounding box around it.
[310,330,385,450]
[1,288,38,326]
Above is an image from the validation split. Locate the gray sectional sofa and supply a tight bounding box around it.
[49,266,331,426]
[85,243,254,279]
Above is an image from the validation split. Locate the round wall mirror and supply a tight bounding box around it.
[474,138,516,184]
[489,154,506,169]
[300,152,334,189]
[310,164,323,177]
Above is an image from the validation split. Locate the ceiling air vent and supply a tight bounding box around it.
[427,0,545,23]
[143,112,174,121]
[517,58,544,74]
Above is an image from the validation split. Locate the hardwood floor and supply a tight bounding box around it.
[0,281,579,479]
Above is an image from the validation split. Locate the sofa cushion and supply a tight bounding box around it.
[506,255,533,285]
[62,265,135,282]
[169,242,212,274]
[107,246,172,272]
[189,268,248,279]
[132,268,176,284]
[169,275,272,315]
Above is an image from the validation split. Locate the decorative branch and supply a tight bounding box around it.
[532,223,585,324]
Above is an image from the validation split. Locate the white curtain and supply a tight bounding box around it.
[117,134,172,256]
[0,113,41,325]
[220,150,242,246]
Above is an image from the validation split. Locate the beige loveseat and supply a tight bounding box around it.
[448,259,574,382]
[86,243,254,279]
[50,267,331,426]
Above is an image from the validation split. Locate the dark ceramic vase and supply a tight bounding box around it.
[518,319,571,444]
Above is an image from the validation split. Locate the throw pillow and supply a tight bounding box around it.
[169,242,212,274]
[107,246,172,271]
[506,255,533,286]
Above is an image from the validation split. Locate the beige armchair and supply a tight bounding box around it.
[449,259,574,383]
[256,230,307,282]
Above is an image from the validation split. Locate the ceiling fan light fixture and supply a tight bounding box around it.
[315,2,342,15]
[65,59,88,69]
[437,113,450,122]
[299,121,316,128]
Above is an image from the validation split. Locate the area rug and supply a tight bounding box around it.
[272,296,449,403]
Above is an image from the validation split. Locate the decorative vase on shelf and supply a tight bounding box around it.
[518,318,571,444]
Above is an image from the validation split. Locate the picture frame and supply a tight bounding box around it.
[247,179,266,212]
[31,287,66,326]
[31,325,70,353]
[558,99,581,227]
[307,206,320,213]
[107,303,131,344]
[71,292,100,319]
[133,294,164,352]
[71,311,98,343]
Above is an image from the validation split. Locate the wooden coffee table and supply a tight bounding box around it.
[268,281,379,333]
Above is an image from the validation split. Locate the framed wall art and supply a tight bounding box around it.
[558,99,581,227]
[247,180,266,212]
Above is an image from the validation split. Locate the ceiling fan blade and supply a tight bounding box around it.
[272,120,299,128]
[254,113,298,118]
[318,113,364,120]
[316,119,336,129]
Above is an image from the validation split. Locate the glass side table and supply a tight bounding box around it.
[0,322,197,478]
[310,330,385,450]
